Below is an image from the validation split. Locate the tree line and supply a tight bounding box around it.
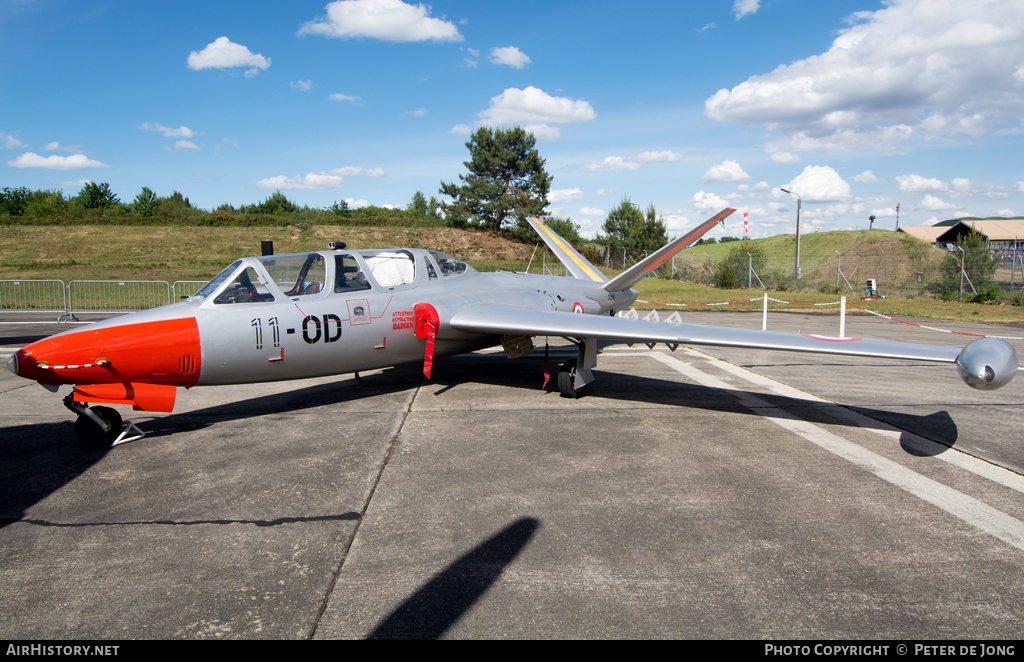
[0,184,443,227]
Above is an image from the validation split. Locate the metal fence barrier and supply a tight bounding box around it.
[0,279,210,321]
[172,281,207,301]
[0,280,68,315]
[67,280,178,315]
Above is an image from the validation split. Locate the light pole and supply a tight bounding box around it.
[780,188,802,280]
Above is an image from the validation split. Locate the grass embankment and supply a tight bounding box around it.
[0,224,537,283]
[1,223,1022,325]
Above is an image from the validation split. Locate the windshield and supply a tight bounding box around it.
[193,260,242,300]
[429,251,469,277]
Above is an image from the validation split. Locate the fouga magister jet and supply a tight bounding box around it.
[7,209,1018,447]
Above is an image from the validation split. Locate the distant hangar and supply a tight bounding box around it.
[900,217,1024,250]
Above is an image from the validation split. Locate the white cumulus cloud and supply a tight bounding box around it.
[256,166,384,189]
[705,0,1024,155]
[916,194,961,211]
[768,150,801,164]
[187,37,270,76]
[477,86,596,140]
[141,122,196,138]
[450,124,472,135]
[782,165,852,202]
[41,141,82,153]
[329,93,361,104]
[168,140,200,152]
[7,152,108,170]
[258,173,343,190]
[692,190,733,215]
[580,150,681,172]
[733,0,760,19]
[489,46,531,69]
[951,177,974,193]
[332,166,385,177]
[854,170,880,183]
[896,173,948,192]
[702,160,750,183]
[2,133,26,149]
[549,188,584,204]
[299,0,463,42]
[633,150,683,164]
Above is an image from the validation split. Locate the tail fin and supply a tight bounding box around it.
[526,217,608,283]
[602,208,735,292]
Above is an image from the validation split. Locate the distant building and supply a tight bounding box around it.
[899,217,1024,251]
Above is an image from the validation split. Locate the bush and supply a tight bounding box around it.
[0,186,31,216]
[244,190,299,215]
[24,189,68,217]
[716,243,767,288]
[970,283,1001,304]
[714,259,737,288]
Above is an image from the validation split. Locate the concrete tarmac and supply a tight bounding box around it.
[1,311,1023,639]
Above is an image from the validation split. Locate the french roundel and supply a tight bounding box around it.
[572,302,584,314]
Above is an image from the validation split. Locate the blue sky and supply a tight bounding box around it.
[3,0,1024,240]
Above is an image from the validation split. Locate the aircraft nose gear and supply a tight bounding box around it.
[63,394,146,448]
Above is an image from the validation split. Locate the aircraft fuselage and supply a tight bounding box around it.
[9,248,634,401]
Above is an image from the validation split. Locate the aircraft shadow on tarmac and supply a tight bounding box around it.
[0,350,958,530]
[364,516,539,640]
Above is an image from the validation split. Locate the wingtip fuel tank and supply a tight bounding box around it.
[956,337,1018,390]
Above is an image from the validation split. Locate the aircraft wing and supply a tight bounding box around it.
[449,305,962,363]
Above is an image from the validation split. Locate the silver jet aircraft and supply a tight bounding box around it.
[7,209,1018,447]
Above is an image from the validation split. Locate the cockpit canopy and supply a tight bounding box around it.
[191,249,473,304]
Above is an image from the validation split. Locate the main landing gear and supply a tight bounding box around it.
[557,358,587,399]
[63,394,145,448]
[555,337,598,399]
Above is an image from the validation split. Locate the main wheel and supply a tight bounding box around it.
[557,359,588,399]
[73,406,122,449]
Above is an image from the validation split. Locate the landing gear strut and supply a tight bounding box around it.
[63,394,146,448]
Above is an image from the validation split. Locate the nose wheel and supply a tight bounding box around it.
[73,406,122,448]
[63,395,146,448]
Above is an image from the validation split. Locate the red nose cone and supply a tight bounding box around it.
[15,317,202,387]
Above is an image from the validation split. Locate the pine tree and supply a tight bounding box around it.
[440,126,551,231]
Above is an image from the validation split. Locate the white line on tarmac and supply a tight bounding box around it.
[680,348,1024,496]
[618,350,1024,553]
[619,348,1024,496]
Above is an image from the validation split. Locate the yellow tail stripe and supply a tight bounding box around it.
[534,218,604,282]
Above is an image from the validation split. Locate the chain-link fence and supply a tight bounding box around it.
[652,248,1023,298]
